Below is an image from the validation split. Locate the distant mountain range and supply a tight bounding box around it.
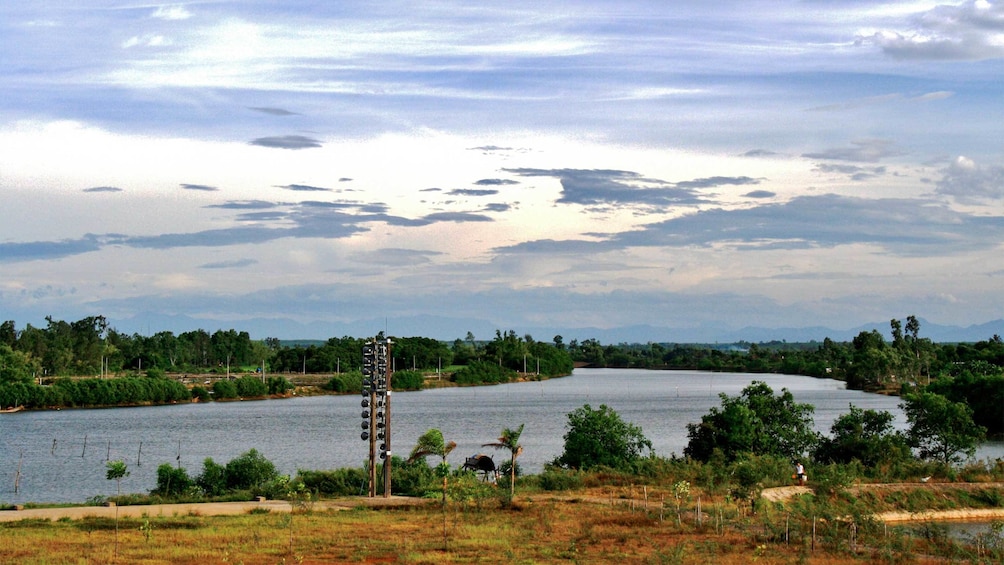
[109,312,1004,345]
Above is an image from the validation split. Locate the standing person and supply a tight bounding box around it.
[795,461,806,485]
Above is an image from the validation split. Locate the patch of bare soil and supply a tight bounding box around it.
[0,495,431,523]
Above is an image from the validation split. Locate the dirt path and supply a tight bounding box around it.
[761,482,1004,523]
[0,495,430,523]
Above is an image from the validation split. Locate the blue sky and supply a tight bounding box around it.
[2,1,1003,339]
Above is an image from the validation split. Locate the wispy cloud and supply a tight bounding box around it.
[249,135,322,150]
[181,183,218,192]
[82,186,123,193]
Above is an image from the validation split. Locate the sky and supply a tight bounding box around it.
[2,1,1004,340]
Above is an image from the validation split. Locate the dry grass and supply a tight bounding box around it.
[1,493,939,565]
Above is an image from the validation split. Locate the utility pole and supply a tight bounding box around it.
[360,337,393,497]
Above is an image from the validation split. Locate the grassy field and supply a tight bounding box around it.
[6,482,1000,564]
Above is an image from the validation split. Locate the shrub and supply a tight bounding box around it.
[234,375,268,398]
[190,386,210,402]
[153,463,194,496]
[391,370,424,391]
[297,468,368,496]
[538,467,583,491]
[212,379,237,399]
[267,376,294,395]
[196,458,227,497]
[224,449,279,491]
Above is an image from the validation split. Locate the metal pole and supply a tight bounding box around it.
[368,339,377,497]
[383,339,393,498]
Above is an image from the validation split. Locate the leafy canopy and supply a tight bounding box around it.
[556,404,652,470]
[902,390,986,465]
[685,381,816,462]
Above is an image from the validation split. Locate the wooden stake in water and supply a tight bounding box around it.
[15,449,23,494]
[136,441,143,466]
[51,438,57,456]
[81,435,87,458]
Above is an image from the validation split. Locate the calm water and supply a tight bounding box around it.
[2,369,1001,503]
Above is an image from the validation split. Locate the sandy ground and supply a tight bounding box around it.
[0,495,430,523]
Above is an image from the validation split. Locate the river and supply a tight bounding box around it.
[2,369,1001,504]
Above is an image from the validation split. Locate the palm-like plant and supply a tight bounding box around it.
[483,423,524,498]
[408,428,456,505]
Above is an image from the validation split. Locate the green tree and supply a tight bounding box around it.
[106,460,129,495]
[685,381,817,462]
[813,404,911,467]
[483,423,524,499]
[902,391,986,465]
[408,428,457,505]
[555,404,652,470]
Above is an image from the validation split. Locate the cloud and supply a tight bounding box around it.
[82,186,123,193]
[277,184,331,192]
[349,248,443,266]
[675,176,760,190]
[483,203,512,212]
[802,139,900,163]
[205,200,278,210]
[249,135,322,150]
[248,107,299,116]
[860,1,1004,61]
[469,145,513,152]
[199,258,259,269]
[447,188,499,196]
[744,190,776,199]
[0,235,105,261]
[505,168,711,209]
[497,194,1004,257]
[181,183,218,192]
[474,178,519,186]
[814,163,887,181]
[936,156,1004,202]
[122,35,170,49]
[151,5,192,21]
[742,149,779,157]
[422,211,494,223]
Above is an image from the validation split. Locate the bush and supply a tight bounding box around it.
[196,458,227,497]
[190,386,210,402]
[452,360,517,385]
[391,370,424,391]
[324,371,363,393]
[224,449,279,491]
[234,376,268,398]
[212,379,238,400]
[267,376,294,395]
[538,467,583,491]
[153,463,194,496]
[297,468,368,496]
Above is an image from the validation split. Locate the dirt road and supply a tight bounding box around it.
[0,496,429,523]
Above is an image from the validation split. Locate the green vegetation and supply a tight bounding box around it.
[553,404,652,470]
[684,381,817,462]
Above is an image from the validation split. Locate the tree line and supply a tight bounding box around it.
[0,318,574,409]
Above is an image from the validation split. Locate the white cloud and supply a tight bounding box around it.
[860,0,1004,60]
[936,155,1004,202]
[151,5,192,21]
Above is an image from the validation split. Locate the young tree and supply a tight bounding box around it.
[408,428,456,505]
[685,381,816,462]
[106,460,129,557]
[483,423,524,498]
[106,460,129,495]
[555,404,652,470]
[902,391,986,465]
